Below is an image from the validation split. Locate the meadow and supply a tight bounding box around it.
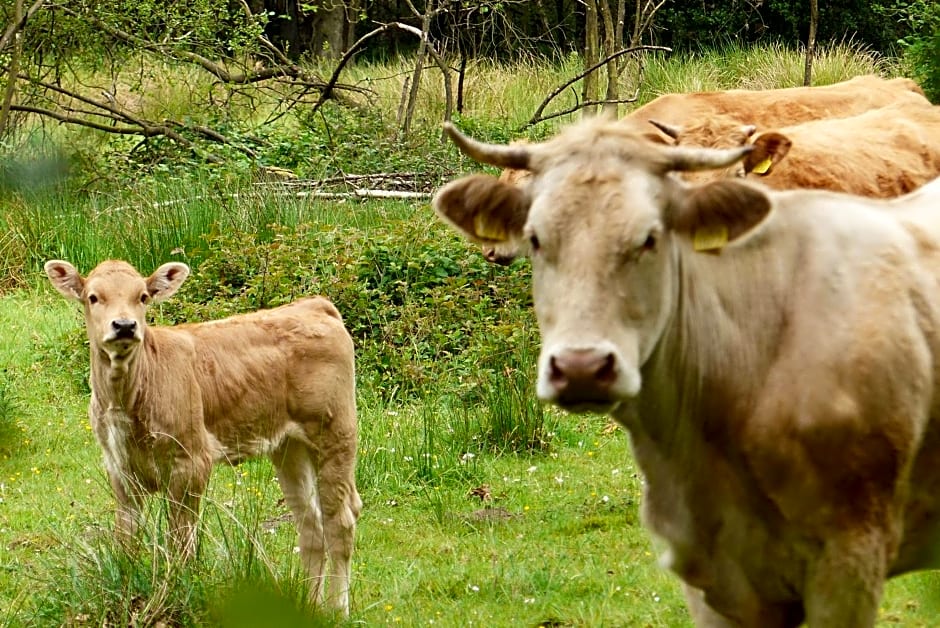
[0,42,938,626]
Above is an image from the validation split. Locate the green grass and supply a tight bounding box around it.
[0,44,937,626]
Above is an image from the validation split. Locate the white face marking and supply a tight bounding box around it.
[524,157,675,411]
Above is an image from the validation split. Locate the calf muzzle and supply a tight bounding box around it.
[110,319,138,340]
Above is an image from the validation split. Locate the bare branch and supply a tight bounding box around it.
[0,0,43,52]
[522,93,641,129]
[524,45,671,130]
[311,21,452,127]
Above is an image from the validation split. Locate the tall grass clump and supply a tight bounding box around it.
[638,39,891,101]
[29,461,337,627]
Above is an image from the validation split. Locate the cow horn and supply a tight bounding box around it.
[648,119,682,139]
[664,144,754,172]
[443,122,531,170]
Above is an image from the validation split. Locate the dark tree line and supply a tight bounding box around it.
[254,0,930,60]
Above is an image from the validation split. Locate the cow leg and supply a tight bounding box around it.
[803,531,887,628]
[315,441,361,615]
[684,582,804,628]
[272,439,328,607]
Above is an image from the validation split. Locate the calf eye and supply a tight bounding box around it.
[140,293,149,304]
[529,234,541,252]
[642,234,657,251]
[88,294,98,305]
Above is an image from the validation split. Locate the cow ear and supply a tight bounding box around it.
[147,262,190,303]
[744,132,792,176]
[44,260,85,301]
[671,180,773,253]
[433,173,530,245]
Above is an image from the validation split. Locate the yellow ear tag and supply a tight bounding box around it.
[473,212,508,242]
[693,224,729,252]
[749,156,773,175]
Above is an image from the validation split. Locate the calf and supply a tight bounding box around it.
[45,259,361,614]
[433,120,940,627]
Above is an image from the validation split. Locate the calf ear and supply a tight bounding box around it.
[432,173,530,245]
[44,260,84,301]
[671,180,773,253]
[744,132,792,176]
[147,263,190,303]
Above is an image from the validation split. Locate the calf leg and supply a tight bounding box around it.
[273,440,328,606]
[166,454,210,559]
[315,443,361,615]
[108,468,145,545]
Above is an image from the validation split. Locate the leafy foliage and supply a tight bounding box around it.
[888,0,940,101]
[156,218,535,402]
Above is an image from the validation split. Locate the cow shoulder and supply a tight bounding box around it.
[432,173,529,245]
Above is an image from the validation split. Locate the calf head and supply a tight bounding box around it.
[434,119,772,412]
[45,260,190,362]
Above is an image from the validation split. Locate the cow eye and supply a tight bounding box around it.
[88,294,98,305]
[529,234,541,252]
[642,233,657,251]
[140,293,149,304]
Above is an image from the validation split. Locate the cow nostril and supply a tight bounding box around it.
[549,356,567,386]
[596,353,616,383]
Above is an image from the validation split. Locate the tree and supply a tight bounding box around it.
[804,0,818,86]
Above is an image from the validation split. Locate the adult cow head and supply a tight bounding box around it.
[433,119,772,412]
[648,116,793,182]
[45,260,190,363]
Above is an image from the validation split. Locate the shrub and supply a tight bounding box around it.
[154,218,536,402]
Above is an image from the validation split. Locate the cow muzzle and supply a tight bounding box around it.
[538,346,640,413]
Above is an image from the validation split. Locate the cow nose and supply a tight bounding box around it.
[548,348,617,404]
[111,319,137,339]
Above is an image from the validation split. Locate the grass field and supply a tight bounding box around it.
[0,42,938,626]
[1,208,938,626]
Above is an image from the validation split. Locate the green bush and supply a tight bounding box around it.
[154,219,535,402]
[886,0,940,102]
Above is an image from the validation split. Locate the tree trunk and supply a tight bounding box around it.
[582,0,599,117]
[400,0,434,136]
[257,0,350,59]
[600,0,627,117]
[804,0,818,86]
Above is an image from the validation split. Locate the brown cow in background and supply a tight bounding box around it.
[650,99,940,197]
[45,259,361,615]
[482,74,926,263]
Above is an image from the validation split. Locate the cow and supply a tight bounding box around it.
[497,75,926,189]
[432,118,940,627]
[44,260,361,615]
[483,74,927,264]
[648,99,940,196]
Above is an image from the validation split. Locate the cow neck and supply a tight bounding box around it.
[637,233,793,452]
[91,335,150,413]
